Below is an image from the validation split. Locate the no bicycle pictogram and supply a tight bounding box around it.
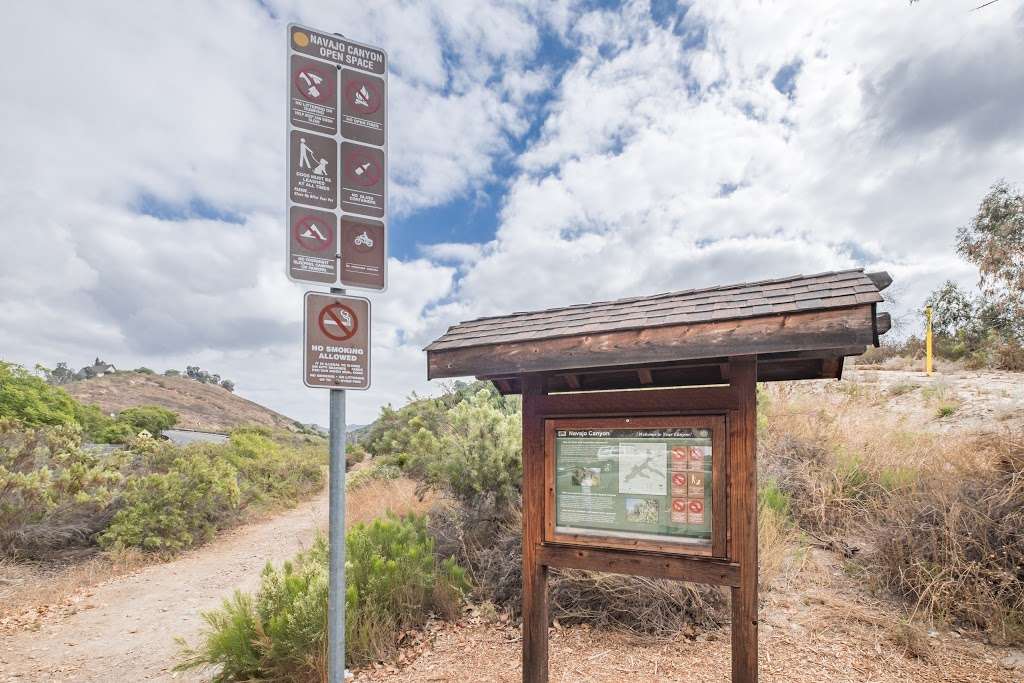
[318,303,358,341]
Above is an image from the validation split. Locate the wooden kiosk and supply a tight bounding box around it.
[425,269,892,682]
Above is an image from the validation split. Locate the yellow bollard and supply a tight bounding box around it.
[925,306,933,376]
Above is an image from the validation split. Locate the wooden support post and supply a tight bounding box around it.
[521,374,548,683]
[729,356,758,682]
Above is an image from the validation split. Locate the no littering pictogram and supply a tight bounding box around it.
[672,499,687,513]
[318,303,358,341]
[295,64,334,104]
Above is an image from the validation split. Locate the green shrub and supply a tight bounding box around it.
[117,405,178,434]
[413,389,522,515]
[97,421,138,444]
[0,362,79,428]
[73,403,117,442]
[220,432,323,509]
[99,451,240,553]
[0,419,122,556]
[177,514,468,678]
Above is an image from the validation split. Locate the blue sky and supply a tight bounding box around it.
[1,1,1023,425]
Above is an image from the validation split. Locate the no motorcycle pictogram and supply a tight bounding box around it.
[318,303,358,341]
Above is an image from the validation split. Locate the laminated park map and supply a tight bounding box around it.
[554,427,713,545]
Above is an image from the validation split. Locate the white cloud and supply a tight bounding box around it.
[1,0,1021,428]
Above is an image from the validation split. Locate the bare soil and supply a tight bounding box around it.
[0,478,430,682]
[64,372,299,433]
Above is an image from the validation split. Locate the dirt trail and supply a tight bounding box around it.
[0,491,329,682]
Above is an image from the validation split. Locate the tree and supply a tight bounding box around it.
[0,362,79,427]
[117,406,178,434]
[220,379,235,392]
[956,180,1024,339]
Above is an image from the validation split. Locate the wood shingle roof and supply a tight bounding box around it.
[426,269,886,353]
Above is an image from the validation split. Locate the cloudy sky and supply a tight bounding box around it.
[1,0,1022,425]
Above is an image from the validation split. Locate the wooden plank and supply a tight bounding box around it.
[521,375,548,683]
[729,357,758,682]
[427,305,876,380]
[535,386,738,416]
[637,368,653,385]
[537,545,741,587]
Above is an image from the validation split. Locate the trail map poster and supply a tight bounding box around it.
[554,427,713,545]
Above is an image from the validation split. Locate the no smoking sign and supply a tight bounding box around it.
[304,292,370,390]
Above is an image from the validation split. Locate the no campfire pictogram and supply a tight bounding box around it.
[345,78,382,114]
[318,303,359,341]
[294,215,334,252]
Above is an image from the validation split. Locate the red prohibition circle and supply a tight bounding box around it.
[294,64,334,104]
[671,473,685,486]
[672,499,687,513]
[345,77,382,114]
[688,500,704,514]
[318,303,358,341]
[345,149,381,187]
[293,216,334,252]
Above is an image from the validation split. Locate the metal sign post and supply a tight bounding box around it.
[286,23,387,682]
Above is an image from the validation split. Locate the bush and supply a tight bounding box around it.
[99,450,240,553]
[414,390,522,515]
[0,362,79,428]
[867,432,1024,644]
[0,419,121,557]
[117,405,178,434]
[177,514,468,678]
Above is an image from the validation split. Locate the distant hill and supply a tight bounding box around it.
[64,372,300,433]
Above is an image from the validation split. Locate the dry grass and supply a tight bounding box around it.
[866,431,1024,644]
[759,381,1024,645]
[346,476,435,528]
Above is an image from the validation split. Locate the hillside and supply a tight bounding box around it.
[64,372,299,433]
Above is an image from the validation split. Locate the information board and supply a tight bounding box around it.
[303,292,371,390]
[552,426,714,546]
[286,24,388,291]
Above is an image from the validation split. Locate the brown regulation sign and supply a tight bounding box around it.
[286,22,388,292]
[303,292,370,390]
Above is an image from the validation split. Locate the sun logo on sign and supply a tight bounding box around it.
[293,31,310,47]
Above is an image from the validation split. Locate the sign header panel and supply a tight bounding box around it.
[304,292,371,390]
[290,26,386,74]
[286,23,388,291]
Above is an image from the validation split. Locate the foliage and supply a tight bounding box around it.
[177,515,468,678]
[918,180,1024,371]
[0,362,79,428]
[956,179,1024,318]
[99,446,240,553]
[0,418,121,557]
[134,367,156,375]
[38,361,76,385]
[117,405,178,434]
[164,369,181,377]
[2,415,323,558]
[185,365,230,388]
[414,389,522,515]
